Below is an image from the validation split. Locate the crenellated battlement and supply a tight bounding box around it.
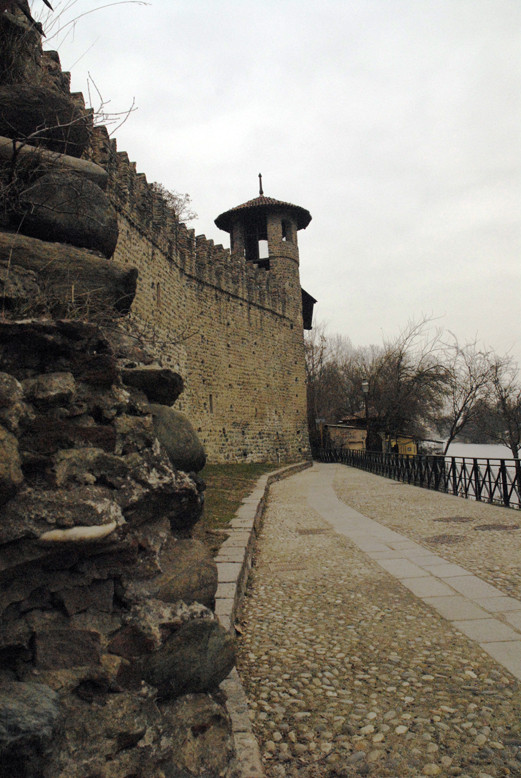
[90,126,289,320]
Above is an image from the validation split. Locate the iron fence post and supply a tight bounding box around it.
[500,459,510,507]
[473,458,482,502]
[451,457,458,497]
[515,460,521,507]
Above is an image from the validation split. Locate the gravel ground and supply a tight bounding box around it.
[236,464,521,777]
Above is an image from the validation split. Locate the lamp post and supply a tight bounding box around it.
[361,379,369,451]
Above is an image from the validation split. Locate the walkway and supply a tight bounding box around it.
[236,463,521,777]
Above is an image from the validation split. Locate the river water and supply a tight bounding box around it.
[445,442,515,460]
[443,441,520,508]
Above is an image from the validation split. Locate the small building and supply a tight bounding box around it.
[326,423,367,451]
[324,413,420,455]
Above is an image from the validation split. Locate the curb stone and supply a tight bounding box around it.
[216,460,312,778]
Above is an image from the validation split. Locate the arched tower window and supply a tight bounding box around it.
[245,214,269,263]
[281,219,293,243]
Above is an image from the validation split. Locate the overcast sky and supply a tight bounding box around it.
[39,0,521,361]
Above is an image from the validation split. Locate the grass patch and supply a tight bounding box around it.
[200,463,278,530]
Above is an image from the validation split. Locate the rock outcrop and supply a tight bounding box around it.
[19,171,119,257]
[0,320,235,777]
[0,232,136,316]
[150,403,207,473]
[0,14,236,775]
[0,84,91,157]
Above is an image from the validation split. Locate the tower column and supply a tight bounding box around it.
[213,183,314,463]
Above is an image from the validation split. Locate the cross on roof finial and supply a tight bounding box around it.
[258,173,264,196]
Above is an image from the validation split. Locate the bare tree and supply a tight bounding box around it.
[439,335,492,454]
[305,319,449,451]
[33,0,150,43]
[305,323,337,441]
[151,182,197,224]
[361,320,448,450]
[485,355,521,459]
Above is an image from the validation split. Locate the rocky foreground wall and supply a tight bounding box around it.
[0,10,237,776]
[0,320,235,777]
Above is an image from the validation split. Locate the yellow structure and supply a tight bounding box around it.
[385,436,418,455]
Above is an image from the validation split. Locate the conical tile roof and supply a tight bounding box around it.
[215,195,311,233]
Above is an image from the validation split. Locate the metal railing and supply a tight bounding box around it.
[314,448,521,510]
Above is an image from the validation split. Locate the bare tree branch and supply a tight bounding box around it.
[439,333,493,453]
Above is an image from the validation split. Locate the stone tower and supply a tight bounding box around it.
[214,182,312,325]
[214,182,313,462]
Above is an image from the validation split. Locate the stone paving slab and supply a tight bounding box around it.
[421,594,491,620]
[230,518,256,529]
[377,558,431,578]
[387,540,425,550]
[443,576,504,599]
[217,548,248,563]
[400,576,455,598]
[452,618,521,643]
[481,641,521,678]
[221,668,253,730]
[231,733,265,778]
[214,597,234,629]
[222,531,253,545]
[419,561,473,577]
[475,595,521,612]
[405,553,445,565]
[366,549,411,560]
[216,583,237,599]
[216,562,243,583]
[235,504,261,520]
[217,543,248,556]
[351,540,389,552]
[506,612,521,630]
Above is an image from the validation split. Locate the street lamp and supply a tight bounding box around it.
[361,379,369,450]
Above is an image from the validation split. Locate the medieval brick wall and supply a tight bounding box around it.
[92,128,311,463]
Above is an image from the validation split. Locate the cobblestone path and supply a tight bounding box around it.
[236,464,521,777]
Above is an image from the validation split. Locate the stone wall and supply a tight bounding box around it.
[91,128,311,464]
